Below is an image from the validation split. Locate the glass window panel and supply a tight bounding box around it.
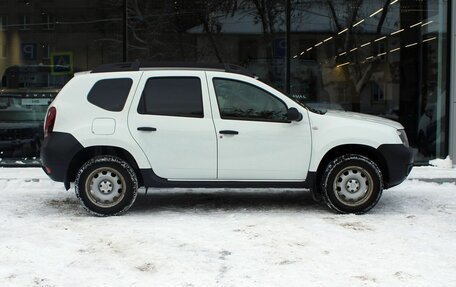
[0,0,450,166]
[138,77,204,118]
[126,0,287,90]
[87,78,133,112]
[0,1,123,166]
[290,0,449,163]
[213,78,288,122]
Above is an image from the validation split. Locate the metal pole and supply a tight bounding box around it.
[436,0,445,158]
[450,0,456,163]
[286,0,291,93]
[123,0,128,62]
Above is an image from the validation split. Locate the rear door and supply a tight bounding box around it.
[128,71,217,180]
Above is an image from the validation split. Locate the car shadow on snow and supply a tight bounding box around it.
[129,189,327,214]
[46,197,88,216]
[44,185,430,216]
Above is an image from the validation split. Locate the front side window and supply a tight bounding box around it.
[213,78,288,122]
[138,77,203,118]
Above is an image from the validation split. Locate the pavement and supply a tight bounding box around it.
[407,166,456,183]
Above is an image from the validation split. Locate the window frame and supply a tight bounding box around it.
[20,15,31,30]
[42,14,55,30]
[0,43,7,58]
[0,15,8,31]
[212,77,290,123]
[42,44,51,59]
[137,76,204,119]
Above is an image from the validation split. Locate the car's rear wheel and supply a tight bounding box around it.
[75,156,138,216]
[321,154,383,214]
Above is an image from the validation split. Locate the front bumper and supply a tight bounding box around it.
[377,144,414,188]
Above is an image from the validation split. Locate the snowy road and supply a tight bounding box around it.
[0,168,455,287]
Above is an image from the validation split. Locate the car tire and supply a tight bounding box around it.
[321,154,383,214]
[75,156,138,216]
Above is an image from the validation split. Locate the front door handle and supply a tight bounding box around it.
[137,127,157,132]
[219,130,239,135]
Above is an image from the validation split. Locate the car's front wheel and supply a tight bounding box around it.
[321,154,383,214]
[75,156,138,216]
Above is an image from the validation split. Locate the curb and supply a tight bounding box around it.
[408,178,456,184]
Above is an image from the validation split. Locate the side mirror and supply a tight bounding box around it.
[287,107,303,122]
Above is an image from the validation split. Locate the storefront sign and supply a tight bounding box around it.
[50,52,73,76]
[21,43,37,60]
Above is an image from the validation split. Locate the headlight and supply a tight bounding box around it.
[397,129,409,147]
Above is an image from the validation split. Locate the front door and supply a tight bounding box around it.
[128,71,217,180]
[207,72,312,181]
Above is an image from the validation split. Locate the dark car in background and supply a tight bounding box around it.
[0,65,71,165]
[0,92,53,159]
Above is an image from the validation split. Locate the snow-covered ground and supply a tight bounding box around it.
[0,167,455,287]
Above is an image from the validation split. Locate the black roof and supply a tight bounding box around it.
[91,62,253,77]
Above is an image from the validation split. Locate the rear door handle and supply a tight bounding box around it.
[219,130,239,135]
[137,127,157,132]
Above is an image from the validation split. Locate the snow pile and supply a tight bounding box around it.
[429,155,453,169]
[0,168,456,286]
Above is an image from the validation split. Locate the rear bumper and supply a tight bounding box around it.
[378,144,414,188]
[40,132,83,183]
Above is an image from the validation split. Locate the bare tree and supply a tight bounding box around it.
[327,0,392,94]
[198,0,238,62]
[234,0,285,83]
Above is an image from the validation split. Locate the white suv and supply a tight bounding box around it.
[41,62,413,216]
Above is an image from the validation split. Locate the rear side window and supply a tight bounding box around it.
[137,77,203,118]
[87,78,133,111]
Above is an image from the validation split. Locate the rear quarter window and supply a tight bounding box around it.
[87,78,133,111]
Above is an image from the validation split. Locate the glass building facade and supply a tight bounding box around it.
[0,0,452,166]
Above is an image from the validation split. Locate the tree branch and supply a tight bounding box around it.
[376,0,391,34]
[326,0,341,31]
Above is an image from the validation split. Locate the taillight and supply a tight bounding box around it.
[44,107,56,137]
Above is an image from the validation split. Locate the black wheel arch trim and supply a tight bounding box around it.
[377,144,413,188]
[66,145,143,188]
[41,132,144,190]
[42,133,412,200]
[41,132,319,197]
[314,143,413,196]
[40,132,84,187]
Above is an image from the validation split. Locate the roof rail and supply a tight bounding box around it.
[91,61,254,77]
[91,62,140,73]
